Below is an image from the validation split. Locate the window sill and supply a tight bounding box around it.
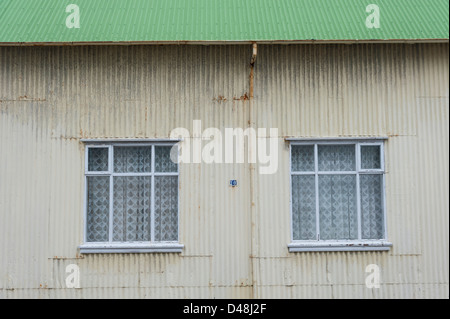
[79,243,184,254]
[288,241,392,252]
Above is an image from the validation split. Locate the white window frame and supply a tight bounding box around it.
[287,138,392,252]
[80,141,183,254]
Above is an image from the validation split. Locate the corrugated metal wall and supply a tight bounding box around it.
[0,44,448,298]
[252,44,449,298]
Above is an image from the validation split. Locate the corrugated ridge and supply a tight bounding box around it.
[1,44,448,298]
[0,0,448,43]
[252,43,449,298]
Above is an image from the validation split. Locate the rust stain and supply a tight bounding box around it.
[49,256,84,260]
[52,135,80,141]
[18,95,46,102]
[249,65,254,99]
[1,96,47,102]
[233,93,249,101]
[213,93,249,102]
[213,95,227,102]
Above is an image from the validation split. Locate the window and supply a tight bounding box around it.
[288,140,392,252]
[80,143,183,254]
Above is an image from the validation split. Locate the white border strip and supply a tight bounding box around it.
[288,241,392,252]
[79,243,184,254]
[81,138,182,143]
[285,137,388,142]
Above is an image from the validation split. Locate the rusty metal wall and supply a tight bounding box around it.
[252,44,449,298]
[0,44,448,298]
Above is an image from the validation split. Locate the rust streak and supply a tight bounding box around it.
[2,96,47,102]
[249,66,254,99]
[233,93,249,101]
[213,95,227,102]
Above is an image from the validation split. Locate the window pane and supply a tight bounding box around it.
[318,145,355,171]
[292,175,316,240]
[114,147,151,173]
[361,145,381,170]
[155,146,178,173]
[319,175,358,240]
[88,148,108,171]
[154,176,178,241]
[113,176,151,242]
[86,176,110,242]
[360,175,384,239]
[291,145,315,172]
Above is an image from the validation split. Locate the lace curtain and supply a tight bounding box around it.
[113,176,152,242]
[88,148,108,171]
[114,147,152,173]
[319,174,358,240]
[86,146,178,242]
[292,175,316,240]
[360,174,384,239]
[154,176,178,241]
[86,176,110,242]
[361,145,381,169]
[291,144,384,241]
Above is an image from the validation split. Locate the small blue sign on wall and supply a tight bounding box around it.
[230,180,238,187]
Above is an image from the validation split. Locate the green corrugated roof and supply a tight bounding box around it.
[0,0,448,44]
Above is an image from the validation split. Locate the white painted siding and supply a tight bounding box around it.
[0,44,448,298]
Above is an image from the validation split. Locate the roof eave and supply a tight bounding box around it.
[0,39,448,46]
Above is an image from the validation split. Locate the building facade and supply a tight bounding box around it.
[0,43,448,298]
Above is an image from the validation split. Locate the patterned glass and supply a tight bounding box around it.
[360,174,384,239]
[361,145,381,170]
[155,146,178,173]
[318,145,355,171]
[319,175,358,240]
[154,176,178,241]
[88,148,108,172]
[292,175,316,240]
[291,145,315,172]
[114,147,151,173]
[86,176,109,242]
[113,176,151,242]
[86,144,188,243]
